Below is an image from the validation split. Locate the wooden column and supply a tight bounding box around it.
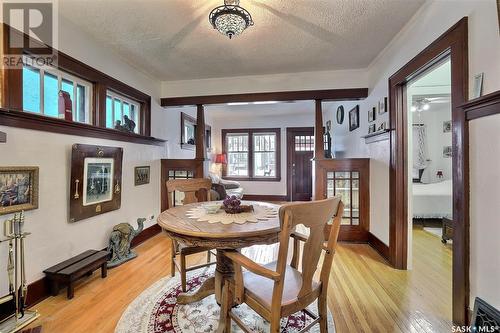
[313,99,325,200]
[195,104,206,161]
[314,99,325,159]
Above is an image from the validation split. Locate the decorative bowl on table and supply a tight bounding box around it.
[203,203,221,214]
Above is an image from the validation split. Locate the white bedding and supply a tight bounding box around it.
[412,179,452,219]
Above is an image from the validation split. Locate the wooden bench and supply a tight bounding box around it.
[43,250,109,299]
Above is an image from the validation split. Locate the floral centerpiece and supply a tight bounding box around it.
[223,195,242,214]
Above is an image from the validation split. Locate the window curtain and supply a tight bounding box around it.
[412,124,430,181]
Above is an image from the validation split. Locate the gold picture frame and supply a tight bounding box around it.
[134,166,150,186]
[0,166,39,215]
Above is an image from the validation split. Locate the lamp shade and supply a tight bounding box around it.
[215,153,227,164]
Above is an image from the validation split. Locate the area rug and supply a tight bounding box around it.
[116,267,335,332]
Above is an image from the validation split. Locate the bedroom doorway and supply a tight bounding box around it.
[388,18,468,325]
[407,57,453,322]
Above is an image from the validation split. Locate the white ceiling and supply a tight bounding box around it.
[59,0,425,81]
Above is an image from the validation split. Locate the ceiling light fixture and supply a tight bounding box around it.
[411,98,430,113]
[209,0,254,39]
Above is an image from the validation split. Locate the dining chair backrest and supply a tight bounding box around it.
[277,196,343,299]
[166,178,212,207]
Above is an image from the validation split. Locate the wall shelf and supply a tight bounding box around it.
[0,108,166,146]
[362,129,390,144]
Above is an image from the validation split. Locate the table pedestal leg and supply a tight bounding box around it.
[176,249,234,305]
[215,249,234,305]
[177,276,215,305]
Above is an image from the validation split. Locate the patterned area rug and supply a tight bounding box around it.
[116,267,335,332]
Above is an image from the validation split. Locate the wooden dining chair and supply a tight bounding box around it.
[218,196,344,333]
[166,178,216,292]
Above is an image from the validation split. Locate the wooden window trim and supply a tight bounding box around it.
[222,128,281,182]
[0,23,160,145]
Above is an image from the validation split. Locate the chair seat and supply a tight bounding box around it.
[243,261,321,309]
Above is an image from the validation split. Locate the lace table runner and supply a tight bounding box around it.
[185,202,278,225]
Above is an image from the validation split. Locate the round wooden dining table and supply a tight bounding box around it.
[157,201,281,305]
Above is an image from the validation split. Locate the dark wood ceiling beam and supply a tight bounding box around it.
[161,88,368,107]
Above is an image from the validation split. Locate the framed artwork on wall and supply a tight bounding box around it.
[368,107,376,122]
[443,121,452,133]
[0,166,39,215]
[472,73,484,99]
[134,166,150,186]
[378,97,387,115]
[368,124,376,134]
[70,144,123,222]
[349,105,360,131]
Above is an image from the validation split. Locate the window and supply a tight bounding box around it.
[222,128,281,181]
[22,63,92,123]
[253,133,276,177]
[106,91,140,134]
[326,171,360,225]
[226,133,249,177]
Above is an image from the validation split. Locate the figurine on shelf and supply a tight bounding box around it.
[107,217,146,268]
[114,116,136,134]
[123,115,136,133]
[114,120,124,131]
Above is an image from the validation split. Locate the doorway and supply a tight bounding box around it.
[286,127,314,201]
[388,18,468,325]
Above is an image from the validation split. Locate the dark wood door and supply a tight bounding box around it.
[287,127,314,201]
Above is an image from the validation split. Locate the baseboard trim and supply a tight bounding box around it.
[131,223,162,247]
[367,232,390,261]
[243,194,288,202]
[16,223,162,308]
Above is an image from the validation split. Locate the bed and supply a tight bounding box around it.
[412,179,452,219]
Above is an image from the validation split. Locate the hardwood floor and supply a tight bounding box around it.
[27,227,451,333]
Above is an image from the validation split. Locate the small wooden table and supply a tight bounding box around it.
[157,201,281,305]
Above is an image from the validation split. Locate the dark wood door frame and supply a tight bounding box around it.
[286,127,314,201]
[388,17,469,325]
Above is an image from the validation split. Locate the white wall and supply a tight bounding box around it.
[0,17,172,293]
[469,114,500,310]
[208,104,315,196]
[161,69,368,97]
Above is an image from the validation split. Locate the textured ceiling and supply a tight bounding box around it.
[59,0,425,81]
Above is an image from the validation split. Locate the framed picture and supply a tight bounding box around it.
[368,107,376,122]
[70,144,123,222]
[0,167,39,215]
[443,146,453,158]
[336,105,345,124]
[472,73,484,99]
[378,97,387,115]
[134,166,150,186]
[377,122,387,131]
[443,120,452,133]
[349,105,360,131]
[368,124,376,134]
